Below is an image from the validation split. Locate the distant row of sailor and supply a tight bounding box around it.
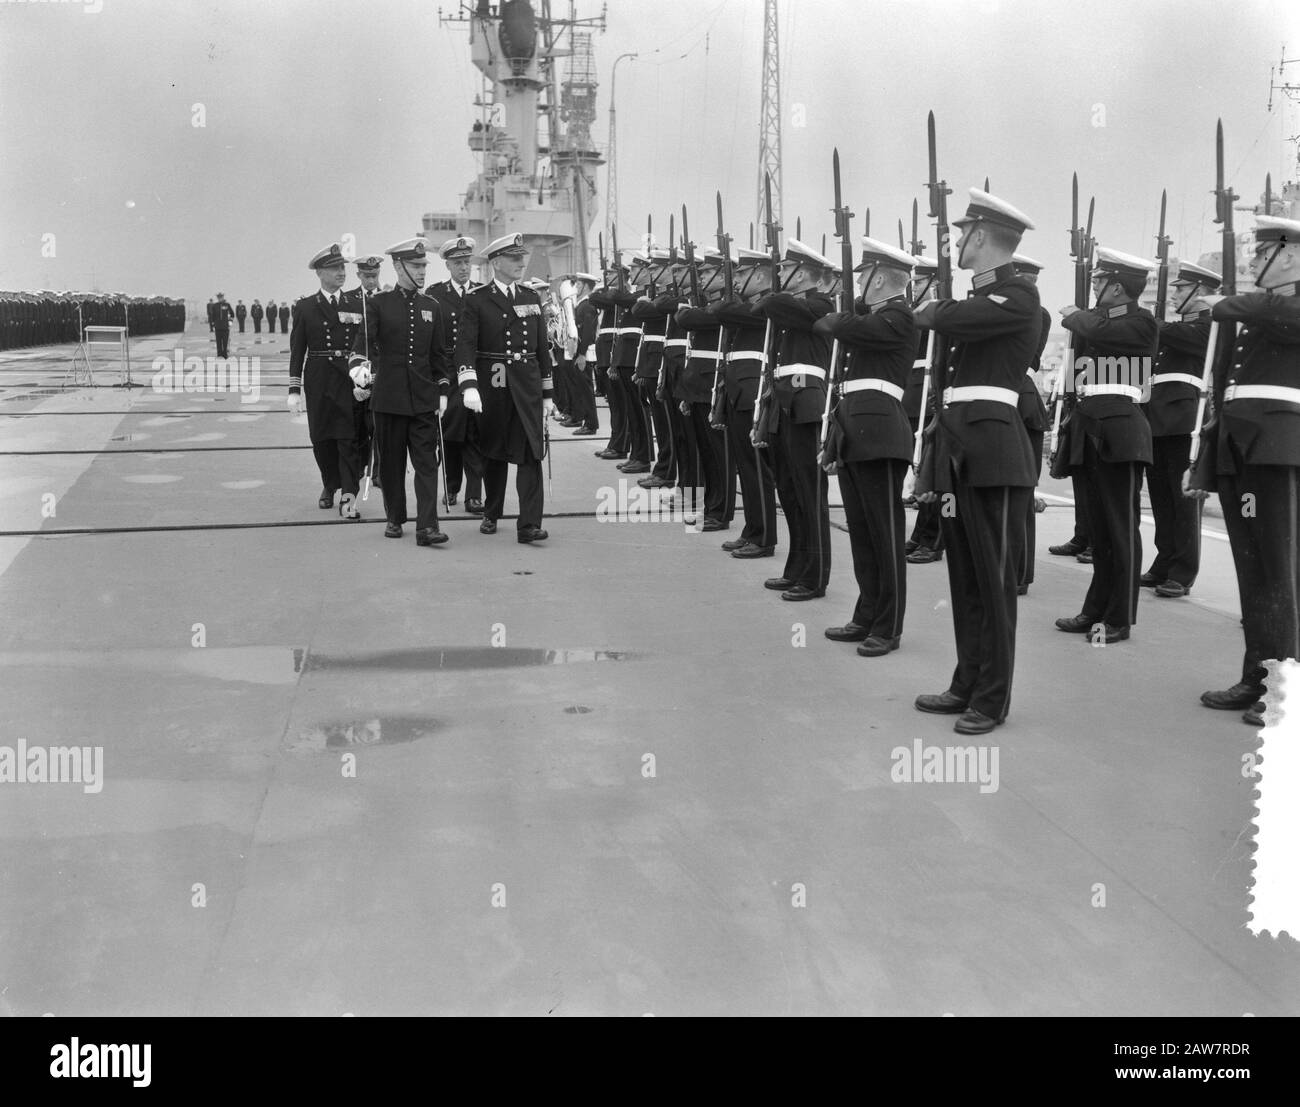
[287,198,1300,736]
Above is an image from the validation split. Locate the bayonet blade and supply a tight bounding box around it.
[898,219,905,250]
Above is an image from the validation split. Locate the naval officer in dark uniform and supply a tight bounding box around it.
[425,235,485,514]
[1193,215,1300,725]
[347,254,385,490]
[288,244,365,518]
[348,238,453,546]
[455,233,556,543]
[1054,247,1157,644]
[818,236,918,656]
[913,188,1041,735]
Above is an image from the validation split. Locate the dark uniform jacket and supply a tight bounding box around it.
[1142,313,1210,438]
[921,263,1041,489]
[455,280,554,463]
[1060,300,1157,466]
[213,300,234,331]
[587,288,620,368]
[349,286,452,417]
[235,302,247,321]
[604,289,642,369]
[278,304,290,328]
[251,302,264,321]
[424,279,477,442]
[823,295,916,463]
[758,290,834,424]
[574,298,599,360]
[632,293,685,395]
[715,298,769,410]
[631,293,668,382]
[290,289,365,441]
[1208,291,1300,472]
[675,300,727,405]
[1019,304,1051,434]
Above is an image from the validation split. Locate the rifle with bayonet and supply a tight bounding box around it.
[818,147,853,465]
[657,213,676,402]
[751,173,782,447]
[1048,174,1093,473]
[709,191,735,427]
[914,110,952,495]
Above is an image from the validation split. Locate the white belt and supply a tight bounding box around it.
[1080,383,1142,401]
[597,327,616,336]
[728,351,766,363]
[1026,367,1036,377]
[913,359,930,370]
[616,327,641,336]
[841,378,904,401]
[1151,372,1206,391]
[640,334,665,344]
[942,386,1018,406]
[1224,384,1300,405]
[775,363,827,380]
[663,339,688,350]
[690,350,724,361]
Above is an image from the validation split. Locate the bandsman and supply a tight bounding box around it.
[568,273,601,435]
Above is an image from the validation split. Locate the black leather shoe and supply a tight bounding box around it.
[1017,583,1029,596]
[1139,572,1161,587]
[1089,624,1130,643]
[701,518,728,532]
[732,544,775,559]
[443,492,458,508]
[824,623,869,642]
[907,546,942,564]
[1076,547,1094,564]
[416,528,448,546]
[572,426,597,436]
[518,525,549,543]
[1049,540,1086,556]
[384,522,403,539]
[619,461,652,474]
[596,449,628,460]
[1155,581,1189,598]
[857,635,900,657]
[764,577,795,591]
[915,690,968,715]
[721,537,749,551]
[1243,702,1266,727]
[479,518,497,535]
[318,489,335,509]
[954,709,1001,735]
[781,585,825,601]
[559,416,581,427]
[1055,613,1094,633]
[905,539,919,554]
[465,499,485,516]
[1201,682,1265,711]
[638,475,674,488]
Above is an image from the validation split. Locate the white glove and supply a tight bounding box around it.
[439,394,448,416]
[349,362,373,387]
[901,466,917,501]
[463,387,483,414]
[353,386,371,402]
[287,393,302,413]
[543,399,558,419]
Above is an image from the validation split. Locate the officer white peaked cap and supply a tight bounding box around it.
[953,188,1036,232]
[855,236,915,272]
[1092,246,1156,276]
[385,238,429,261]
[308,243,347,270]
[439,236,477,260]
[1012,253,1045,272]
[485,233,528,259]
[783,239,834,268]
[1172,260,1221,286]
[912,254,938,272]
[571,271,598,283]
[735,248,769,266]
[1253,215,1300,243]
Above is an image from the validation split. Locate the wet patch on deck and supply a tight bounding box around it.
[283,716,437,754]
[302,647,634,671]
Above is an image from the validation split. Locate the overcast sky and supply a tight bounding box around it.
[2,0,1298,315]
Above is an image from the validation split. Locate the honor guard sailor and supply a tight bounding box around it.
[1011,253,1052,595]
[818,236,918,655]
[288,244,366,518]
[913,188,1041,735]
[348,238,454,545]
[1054,246,1157,643]
[904,255,946,565]
[455,233,556,543]
[1193,215,1300,725]
[425,236,485,514]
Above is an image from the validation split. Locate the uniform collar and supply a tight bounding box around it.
[494,278,517,297]
[864,292,908,311]
[1106,301,1137,319]
[971,262,1017,291]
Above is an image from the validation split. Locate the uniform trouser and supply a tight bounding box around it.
[940,474,1031,720]
[1146,434,1198,587]
[569,360,599,431]
[726,396,777,548]
[1019,429,1045,587]
[1217,452,1300,689]
[907,416,945,552]
[772,419,831,591]
[716,398,738,526]
[484,449,544,531]
[237,320,245,332]
[668,394,697,490]
[552,356,572,414]
[617,367,652,463]
[1078,444,1143,628]
[1070,472,1092,546]
[641,379,674,479]
[253,319,261,333]
[215,328,230,357]
[687,401,727,524]
[373,410,441,531]
[312,437,361,498]
[444,437,483,502]
[838,457,907,639]
[604,366,628,452]
[353,400,374,482]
